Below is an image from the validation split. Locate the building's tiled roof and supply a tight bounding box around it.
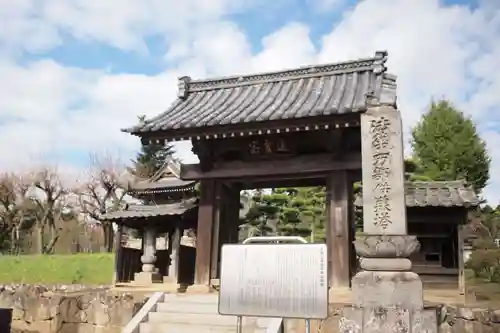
[129,156,197,194]
[100,198,197,221]
[124,51,397,140]
[355,180,480,208]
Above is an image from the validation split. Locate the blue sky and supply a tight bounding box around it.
[0,0,499,203]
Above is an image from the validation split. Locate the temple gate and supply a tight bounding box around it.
[122,51,397,293]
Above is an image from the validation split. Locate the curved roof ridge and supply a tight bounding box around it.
[177,50,388,96]
[123,51,396,139]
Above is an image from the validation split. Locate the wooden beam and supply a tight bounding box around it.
[180,153,361,180]
[239,177,327,190]
[326,170,350,289]
[135,113,361,142]
[194,179,215,286]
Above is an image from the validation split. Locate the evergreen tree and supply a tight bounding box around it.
[411,100,490,193]
[242,190,280,237]
[479,205,500,240]
[130,143,174,178]
[275,187,325,241]
[241,187,326,242]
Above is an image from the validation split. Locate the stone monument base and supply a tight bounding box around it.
[340,306,438,333]
[351,270,423,310]
[133,272,163,285]
[339,235,438,333]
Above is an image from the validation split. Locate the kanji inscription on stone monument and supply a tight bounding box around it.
[370,117,392,229]
[361,107,407,235]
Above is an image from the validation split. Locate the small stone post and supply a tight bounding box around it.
[134,226,162,284]
[339,106,437,332]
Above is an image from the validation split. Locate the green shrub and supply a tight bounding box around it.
[467,239,500,283]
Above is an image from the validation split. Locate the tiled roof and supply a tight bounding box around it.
[129,156,197,194]
[124,51,397,139]
[100,198,197,221]
[130,178,195,192]
[355,180,480,208]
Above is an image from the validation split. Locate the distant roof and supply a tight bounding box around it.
[129,156,197,194]
[100,198,197,221]
[355,180,480,208]
[124,51,397,140]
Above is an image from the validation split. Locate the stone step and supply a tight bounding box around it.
[163,294,219,304]
[140,322,237,333]
[140,322,269,333]
[156,300,219,314]
[148,311,238,326]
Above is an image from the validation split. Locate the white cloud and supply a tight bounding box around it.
[1,0,259,54]
[0,0,499,205]
[252,23,317,72]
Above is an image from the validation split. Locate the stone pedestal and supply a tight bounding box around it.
[134,271,163,284]
[340,235,438,333]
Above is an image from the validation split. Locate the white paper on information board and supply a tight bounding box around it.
[218,243,328,319]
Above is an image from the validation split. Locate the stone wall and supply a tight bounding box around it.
[3,285,500,333]
[285,305,500,333]
[0,284,147,333]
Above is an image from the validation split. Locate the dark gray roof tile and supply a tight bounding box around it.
[125,51,396,138]
[100,198,197,221]
[129,156,197,193]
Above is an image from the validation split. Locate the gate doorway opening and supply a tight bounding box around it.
[207,177,359,290]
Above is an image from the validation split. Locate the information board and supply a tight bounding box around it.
[218,243,328,319]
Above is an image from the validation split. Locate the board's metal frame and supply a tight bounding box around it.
[232,236,314,333]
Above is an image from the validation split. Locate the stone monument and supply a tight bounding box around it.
[134,226,162,284]
[339,104,438,332]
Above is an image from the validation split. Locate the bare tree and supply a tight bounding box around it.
[29,168,72,254]
[0,173,32,254]
[75,154,130,252]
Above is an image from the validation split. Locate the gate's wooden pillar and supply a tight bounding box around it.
[194,179,215,286]
[210,183,241,282]
[326,170,351,289]
[226,185,241,244]
[210,182,223,281]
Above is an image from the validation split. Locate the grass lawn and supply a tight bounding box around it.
[0,253,114,285]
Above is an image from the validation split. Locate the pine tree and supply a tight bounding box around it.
[242,190,279,237]
[275,187,325,241]
[241,187,326,242]
[411,99,491,193]
[130,143,174,178]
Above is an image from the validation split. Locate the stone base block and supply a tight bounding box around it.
[133,272,163,285]
[340,306,437,333]
[328,286,351,301]
[162,276,178,284]
[186,284,214,294]
[352,271,423,310]
[162,277,180,291]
